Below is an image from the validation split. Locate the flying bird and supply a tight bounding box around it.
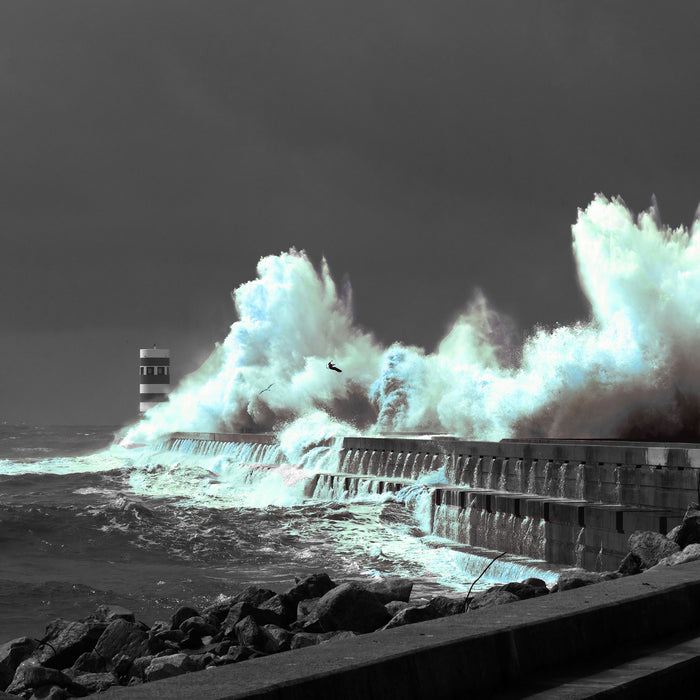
[327,361,342,373]
[258,383,274,395]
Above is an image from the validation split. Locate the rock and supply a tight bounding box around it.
[318,631,356,644]
[290,632,319,650]
[297,597,320,620]
[143,653,198,682]
[648,543,700,570]
[179,616,218,641]
[170,606,200,631]
[128,656,154,681]
[428,596,467,615]
[0,637,39,691]
[234,617,275,654]
[671,508,700,549]
[29,685,69,700]
[95,605,136,623]
[221,602,285,637]
[522,577,548,589]
[201,598,235,623]
[554,571,611,592]
[384,601,410,618]
[628,530,680,569]
[225,646,259,663]
[364,578,413,604]
[231,586,276,608]
[261,625,293,653]
[618,551,643,576]
[6,660,74,696]
[382,604,442,630]
[287,573,336,603]
[70,651,108,674]
[71,671,117,694]
[468,590,519,610]
[307,582,390,633]
[94,619,149,662]
[500,582,545,600]
[258,594,297,626]
[35,619,106,669]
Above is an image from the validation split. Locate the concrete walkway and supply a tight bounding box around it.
[101,561,700,699]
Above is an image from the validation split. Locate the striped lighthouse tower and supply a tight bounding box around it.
[139,346,170,413]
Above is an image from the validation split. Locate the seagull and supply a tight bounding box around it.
[327,361,342,373]
[258,383,274,395]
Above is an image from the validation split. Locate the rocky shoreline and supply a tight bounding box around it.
[3,503,700,699]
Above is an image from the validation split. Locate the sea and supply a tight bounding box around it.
[0,423,559,644]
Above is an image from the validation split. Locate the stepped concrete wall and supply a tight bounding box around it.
[164,433,699,571]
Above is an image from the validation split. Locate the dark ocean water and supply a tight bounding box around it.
[0,424,559,644]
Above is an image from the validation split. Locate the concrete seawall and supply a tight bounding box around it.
[162,433,700,570]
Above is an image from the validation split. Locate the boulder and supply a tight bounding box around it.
[71,672,117,694]
[179,616,218,645]
[364,578,413,604]
[28,686,69,700]
[170,606,200,631]
[258,594,297,626]
[93,619,149,662]
[500,582,546,600]
[628,530,680,569]
[428,596,467,615]
[261,625,293,653]
[671,508,700,549]
[618,551,643,576]
[307,582,390,633]
[234,617,275,654]
[95,605,136,624]
[297,598,320,620]
[522,577,548,589]
[382,604,442,630]
[648,543,700,570]
[287,574,336,603]
[6,660,74,696]
[221,603,285,637]
[231,586,276,608]
[554,571,612,592]
[143,653,198,682]
[35,619,106,669]
[201,598,235,623]
[384,601,410,618]
[70,651,108,675]
[127,656,154,681]
[290,632,319,650]
[0,637,39,691]
[468,590,519,610]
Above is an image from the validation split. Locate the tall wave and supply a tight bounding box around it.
[123,195,700,445]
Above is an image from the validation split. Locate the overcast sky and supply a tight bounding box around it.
[2,1,699,425]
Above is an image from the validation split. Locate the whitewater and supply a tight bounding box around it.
[3,195,699,642]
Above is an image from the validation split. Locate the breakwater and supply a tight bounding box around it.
[160,433,700,571]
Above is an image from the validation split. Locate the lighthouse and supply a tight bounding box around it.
[139,346,170,413]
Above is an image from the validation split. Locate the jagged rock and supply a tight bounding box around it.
[234,617,276,654]
[6,660,75,696]
[262,625,293,653]
[201,598,235,623]
[128,656,154,681]
[628,530,680,569]
[35,619,106,669]
[143,653,198,682]
[93,619,149,662]
[618,551,643,576]
[225,646,260,663]
[71,672,117,694]
[468,590,519,610]
[428,596,467,615]
[500,582,546,600]
[29,685,69,700]
[384,600,410,617]
[382,604,442,630]
[671,507,700,549]
[179,616,218,645]
[258,594,297,626]
[297,597,320,620]
[221,603,285,637]
[319,631,356,644]
[365,578,413,604]
[0,637,39,691]
[306,582,390,633]
[553,571,618,592]
[70,651,108,674]
[287,574,336,603]
[231,586,276,608]
[170,606,200,631]
[95,605,136,623]
[289,630,355,650]
[522,577,548,589]
[648,543,700,570]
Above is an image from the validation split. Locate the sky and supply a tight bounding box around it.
[2,1,700,426]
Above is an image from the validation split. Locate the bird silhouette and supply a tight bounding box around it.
[327,361,342,373]
[258,383,274,395]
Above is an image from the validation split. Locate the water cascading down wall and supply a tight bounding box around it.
[163,432,700,571]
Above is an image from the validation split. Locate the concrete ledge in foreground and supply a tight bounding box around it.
[101,561,700,700]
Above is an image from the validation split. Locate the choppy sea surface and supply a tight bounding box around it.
[0,424,559,644]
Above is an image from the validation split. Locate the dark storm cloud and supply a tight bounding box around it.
[1,1,700,422]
